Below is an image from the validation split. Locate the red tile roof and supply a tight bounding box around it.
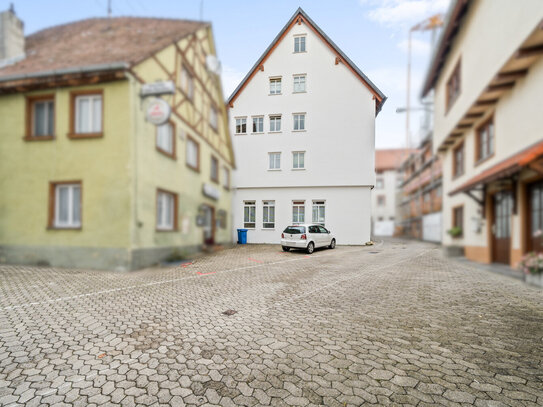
[0,17,207,78]
[375,149,412,171]
[449,139,543,195]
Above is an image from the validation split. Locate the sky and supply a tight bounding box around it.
[1,0,450,149]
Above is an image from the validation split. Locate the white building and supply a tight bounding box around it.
[372,149,406,236]
[227,8,386,245]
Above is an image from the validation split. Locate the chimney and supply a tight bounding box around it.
[0,4,25,66]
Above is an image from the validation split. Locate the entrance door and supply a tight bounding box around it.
[492,191,513,264]
[202,205,215,245]
[528,180,543,252]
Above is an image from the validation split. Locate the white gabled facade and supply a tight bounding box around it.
[228,8,385,245]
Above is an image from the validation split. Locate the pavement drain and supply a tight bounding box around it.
[222,309,238,316]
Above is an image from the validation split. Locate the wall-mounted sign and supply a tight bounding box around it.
[202,183,220,201]
[146,98,171,125]
[141,81,175,97]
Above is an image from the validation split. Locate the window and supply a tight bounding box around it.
[292,201,305,224]
[180,65,194,100]
[446,59,461,111]
[157,189,177,231]
[312,200,325,225]
[262,201,275,229]
[244,201,256,228]
[222,166,230,189]
[270,115,281,132]
[235,117,247,134]
[186,136,199,171]
[376,178,384,189]
[26,95,54,140]
[209,106,218,130]
[294,35,306,53]
[70,91,103,137]
[252,116,264,133]
[293,75,306,93]
[269,152,281,170]
[49,182,81,229]
[156,121,175,158]
[217,209,227,229]
[269,78,282,95]
[211,155,219,183]
[293,113,305,131]
[377,195,386,206]
[453,142,464,178]
[452,205,464,237]
[476,116,494,163]
[292,151,305,169]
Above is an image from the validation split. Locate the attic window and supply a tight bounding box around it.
[294,35,306,53]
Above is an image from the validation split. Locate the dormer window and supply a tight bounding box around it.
[294,35,306,53]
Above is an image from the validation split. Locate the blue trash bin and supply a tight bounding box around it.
[237,228,248,244]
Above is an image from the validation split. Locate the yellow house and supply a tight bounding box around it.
[0,11,235,270]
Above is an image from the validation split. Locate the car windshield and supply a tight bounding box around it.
[283,226,306,234]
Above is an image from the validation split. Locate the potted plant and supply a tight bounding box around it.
[519,252,543,288]
[447,226,462,238]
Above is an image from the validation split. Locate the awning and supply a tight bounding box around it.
[449,139,543,196]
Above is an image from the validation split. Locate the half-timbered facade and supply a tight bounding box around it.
[0,11,235,270]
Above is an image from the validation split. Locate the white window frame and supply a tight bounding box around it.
[252,116,264,133]
[209,106,218,130]
[293,74,306,93]
[292,151,305,170]
[292,200,305,224]
[75,94,102,134]
[269,115,281,132]
[54,183,81,228]
[186,137,199,169]
[243,201,256,229]
[157,190,175,231]
[269,77,282,95]
[312,200,325,225]
[268,152,281,170]
[156,122,174,155]
[293,113,306,131]
[294,35,306,53]
[262,200,275,229]
[235,117,247,134]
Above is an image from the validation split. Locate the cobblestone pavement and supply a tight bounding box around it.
[0,239,542,406]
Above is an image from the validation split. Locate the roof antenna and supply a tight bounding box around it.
[199,0,204,21]
[9,3,15,14]
[108,0,112,18]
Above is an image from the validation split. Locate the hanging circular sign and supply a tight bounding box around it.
[146,98,171,125]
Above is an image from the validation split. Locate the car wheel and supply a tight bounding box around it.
[329,239,336,249]
[282,246,290,252]
[306,242,314,254]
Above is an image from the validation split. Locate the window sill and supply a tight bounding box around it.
[292,130,307,133]
[234,133,248,136]
[210,178,219,184]
[293,91,307,94]
[268,93,282,96]
[268,131,282,134]
[474,153,494,167]
[293,51,307,54]
[186,163,200,173]
[68,132,103,139]
[268,169,281,171]
[291,168,306,171]
[251,132,264,135]
[261,228,275,231]
[156,147,176,160]
[47,226,82,230]
[24,135,55,141]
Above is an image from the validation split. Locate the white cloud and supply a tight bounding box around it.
[220,65,246,99]
[361,0,450,28]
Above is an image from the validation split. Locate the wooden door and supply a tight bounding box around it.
[492,191,513,264]
[528,180,543,252]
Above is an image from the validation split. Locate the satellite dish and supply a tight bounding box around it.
[206,55,221,75]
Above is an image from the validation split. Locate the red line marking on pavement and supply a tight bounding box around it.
[197,271,216,276]
[248,257,263,263]
[304,255,310,258]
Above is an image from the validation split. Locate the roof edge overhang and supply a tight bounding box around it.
[226,7,386,115]
[421,0,470,98]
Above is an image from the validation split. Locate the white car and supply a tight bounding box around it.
[281,224,336,254]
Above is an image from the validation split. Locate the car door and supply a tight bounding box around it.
[318,226,331,246]
[308,225,321,246]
